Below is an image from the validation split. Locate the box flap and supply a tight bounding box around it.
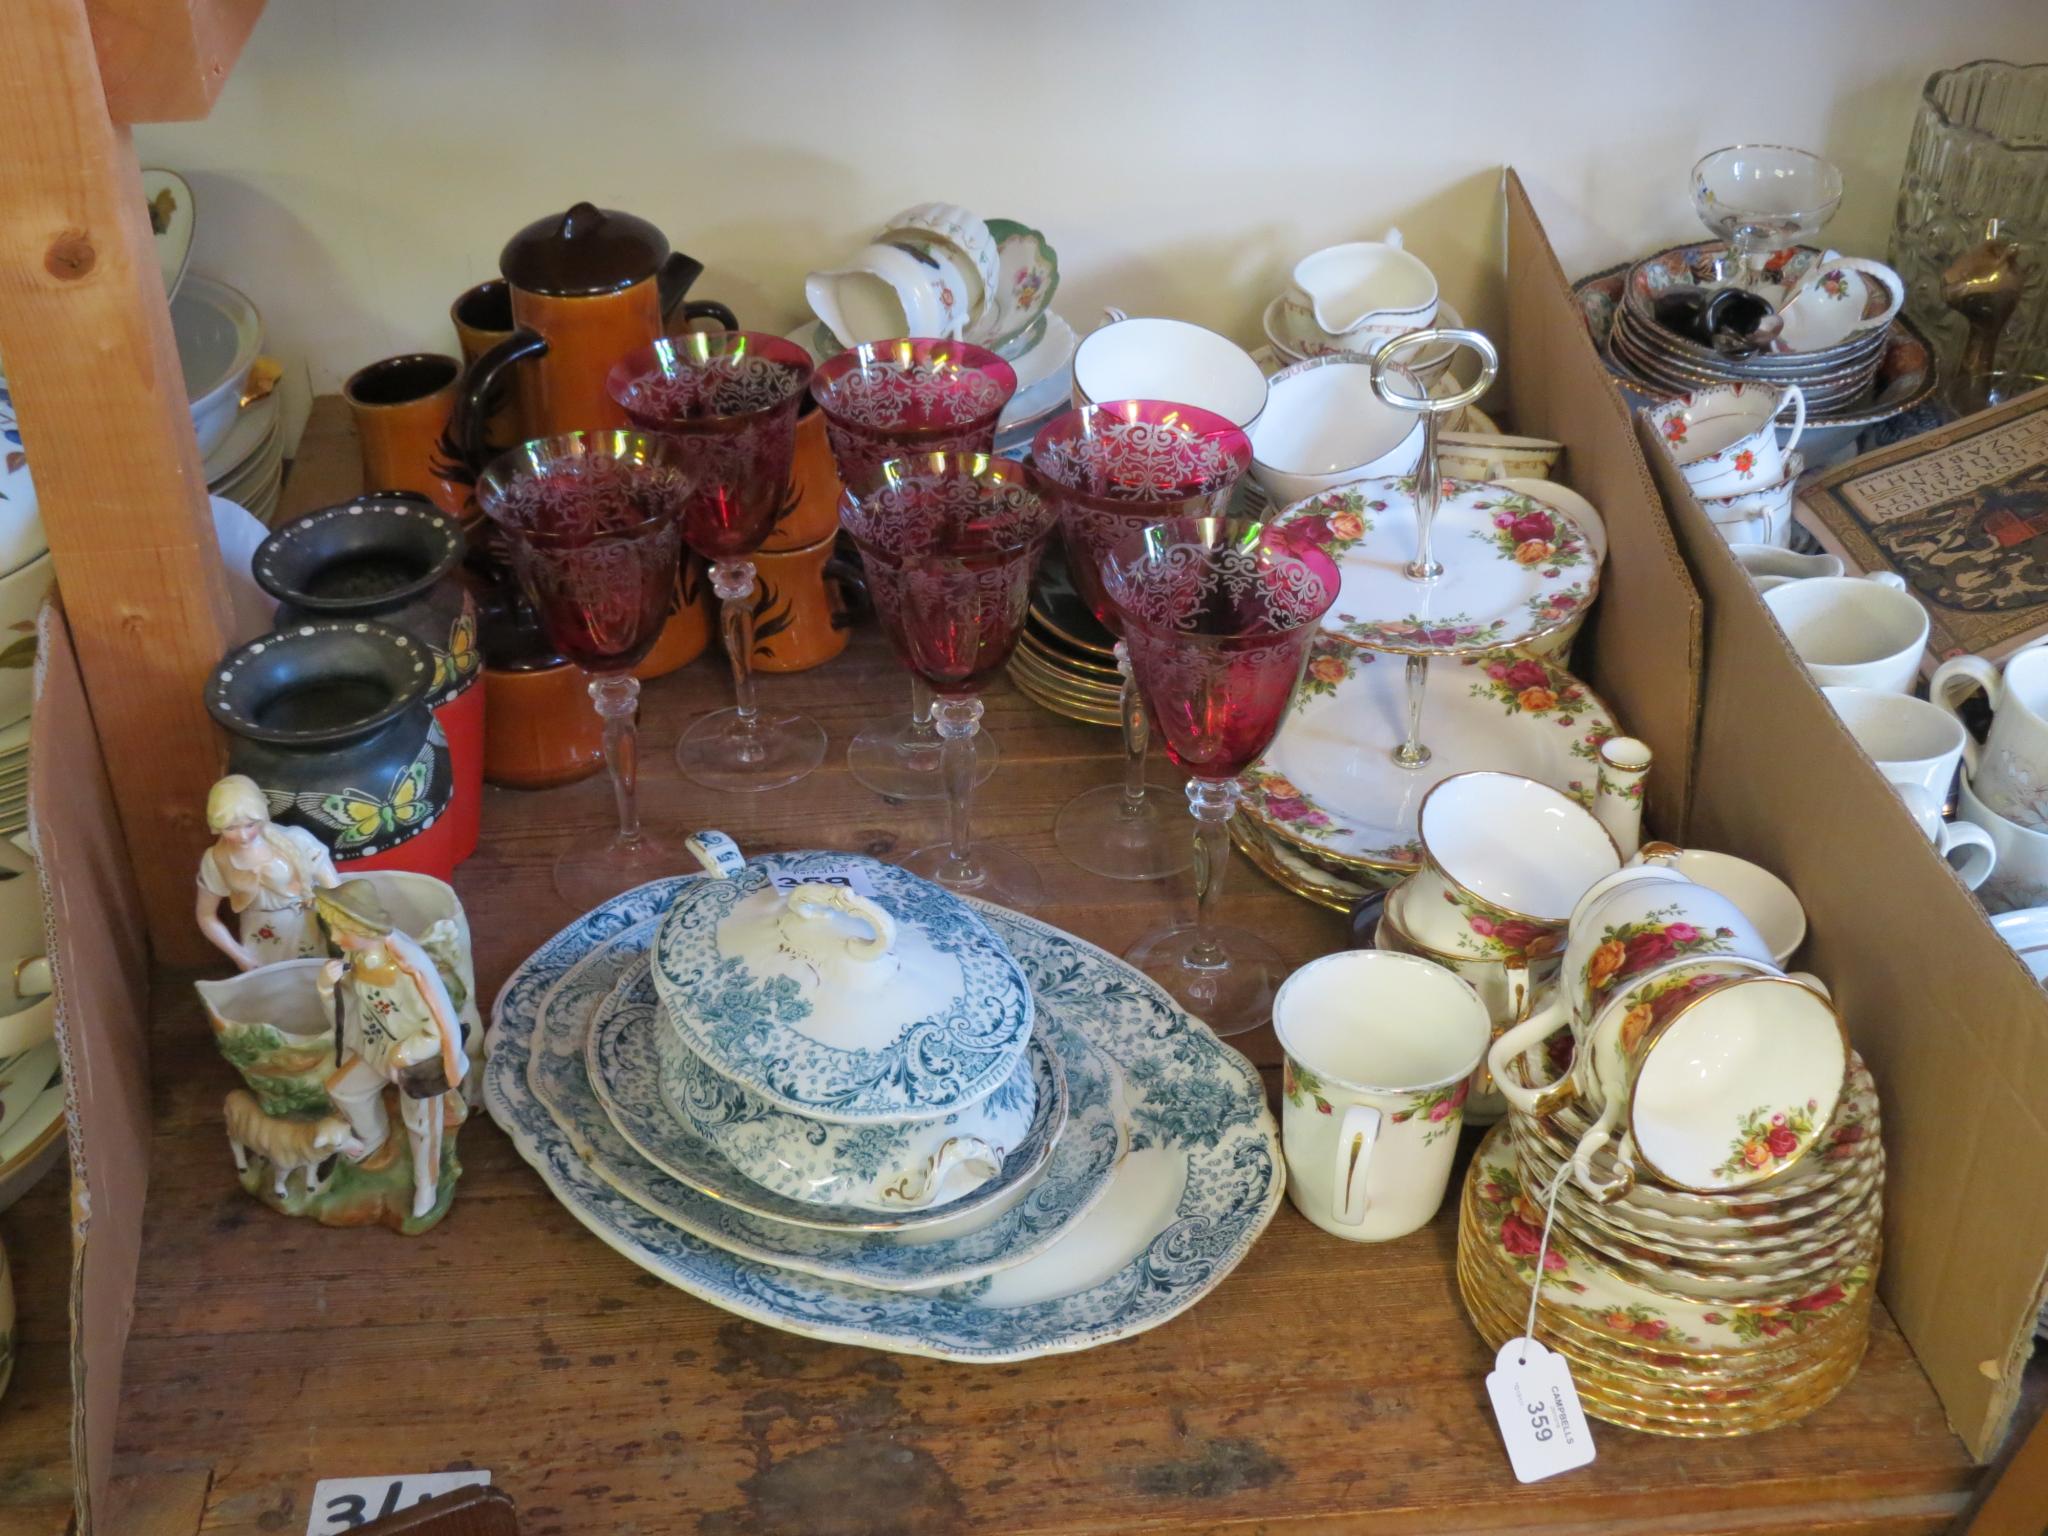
[1503,170,1701,835]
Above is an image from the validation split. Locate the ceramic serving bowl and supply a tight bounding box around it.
[666,1020,1047,1211]
[651,851,1034,1123]
[1072,315,1267,430]
[173,274,264,460]
[1247,354,1423,504]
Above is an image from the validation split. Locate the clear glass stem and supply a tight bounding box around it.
[907,674,942,761]
[1186,778,1240,972]
[589,673,643,844]
[713,558,765,765]
[1115,641,1151,816]
[933,694,986,885]
[1394,653,1433,767]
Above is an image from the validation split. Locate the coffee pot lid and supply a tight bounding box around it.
[500,202,669,297]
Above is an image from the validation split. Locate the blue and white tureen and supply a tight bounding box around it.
[651,850,1039,1211]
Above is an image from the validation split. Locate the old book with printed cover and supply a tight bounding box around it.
[1795,384,2048,666]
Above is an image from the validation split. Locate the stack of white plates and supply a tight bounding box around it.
[206,388,284,523]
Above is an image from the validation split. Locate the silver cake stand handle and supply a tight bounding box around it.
[1370,329,1500,582]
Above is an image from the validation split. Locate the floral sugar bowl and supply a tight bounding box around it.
[649,849,1038,1211]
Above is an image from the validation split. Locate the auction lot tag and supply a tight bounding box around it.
[769,861,878,898]
[307,1471,492,1533]
[1485,1339,1595,1483]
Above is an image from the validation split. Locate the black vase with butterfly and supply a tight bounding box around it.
[254,495,483,867]
[205,621,457,882]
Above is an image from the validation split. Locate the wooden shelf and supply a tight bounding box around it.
[0,399,2003,1534]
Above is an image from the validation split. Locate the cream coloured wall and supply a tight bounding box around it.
[137,0,2048,445]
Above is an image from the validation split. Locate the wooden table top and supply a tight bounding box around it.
[0,401,1989,1534]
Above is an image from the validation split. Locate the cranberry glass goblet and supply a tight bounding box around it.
[1101,517,1339,1034]
[477,431,690,910]
[813,339,1017,801]
[840,453,1055,907]
[1030,400,1251,881]
[609,331,823,793]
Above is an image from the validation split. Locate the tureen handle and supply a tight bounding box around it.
[685,831,745,881]
[782,883,896,961]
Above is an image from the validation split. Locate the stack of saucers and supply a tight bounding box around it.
[484,848,1286,1359]
[1009,546,1123,726]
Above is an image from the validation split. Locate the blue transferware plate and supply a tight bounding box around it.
[651,851,1033,1122]
[531,923,1124,1289]
[488,878,1283,1360]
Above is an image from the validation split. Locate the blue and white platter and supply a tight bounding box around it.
[488,876,1285,1360]
[589,954,1072,1233]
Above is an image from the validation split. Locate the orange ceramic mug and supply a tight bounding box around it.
[450,279,522,456]
[632,555,714,680]
[761,403,846,554]
[748,532,863,673]
[343,353,470,519]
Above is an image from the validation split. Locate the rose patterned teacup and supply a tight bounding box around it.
[1274,950,1489,1242]
[1649,383,1805,499]
[1553,866,1773,1031]
[1629,844,1807,964]
[1402,771,1622,962]
[1570,965,1847,1199]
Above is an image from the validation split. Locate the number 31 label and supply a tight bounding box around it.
[307,1471,491,1533]
[1485,1340,1595,1483]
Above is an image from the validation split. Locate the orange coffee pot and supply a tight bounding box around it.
[454,202,736,458]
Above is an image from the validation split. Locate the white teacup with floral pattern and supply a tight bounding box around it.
[1275,950,1489,1241]
[1650,383,1805,498]
[1573,965,1847,1199]
[1402,771,1622,962]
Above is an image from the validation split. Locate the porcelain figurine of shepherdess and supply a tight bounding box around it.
[315,881,469,1219]
[195,774,341,970]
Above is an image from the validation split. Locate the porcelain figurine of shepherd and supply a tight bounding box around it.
[315,881,469,1219]
[195,774,343,971]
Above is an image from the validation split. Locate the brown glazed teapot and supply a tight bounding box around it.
[453,202,736,461]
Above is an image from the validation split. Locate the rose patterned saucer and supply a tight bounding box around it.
[1238,637,1618,873]
[1268,477,1600,658]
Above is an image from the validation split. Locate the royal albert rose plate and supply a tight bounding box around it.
[652,852,1033,1122]
[488,878,1285,1360]
[1239,637,1618,872]
[1462,1126,1874,1358]
[1269,479,1599,657]
[527,914,1126,1290]
[591,957,1065,1232]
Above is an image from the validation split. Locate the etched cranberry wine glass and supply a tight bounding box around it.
[812,339,1017,801]
[608,331,823,792]
[477,431,689,909]
[840,453,1056,906]
[1029,400,1251,881]
[1101,517,1338,1034]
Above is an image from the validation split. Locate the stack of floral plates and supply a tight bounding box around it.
[486,853,1284,1358]
[1457,1046,1884,1435]
[1009,546,1123,727]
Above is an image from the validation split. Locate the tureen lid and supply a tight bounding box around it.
[651,851,1034,1122]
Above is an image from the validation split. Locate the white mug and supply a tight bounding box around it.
[1895,784,1997,890]
[1274,950,1489,1241]
[1764,572,1927,693]
[1929,643,2048,831]
[1823,686,1965,802]
[1961,777,2048,913]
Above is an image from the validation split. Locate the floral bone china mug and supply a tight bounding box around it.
[1273,950,1490,1241]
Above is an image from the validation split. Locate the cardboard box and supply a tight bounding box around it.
[1609,290,2048,1459]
